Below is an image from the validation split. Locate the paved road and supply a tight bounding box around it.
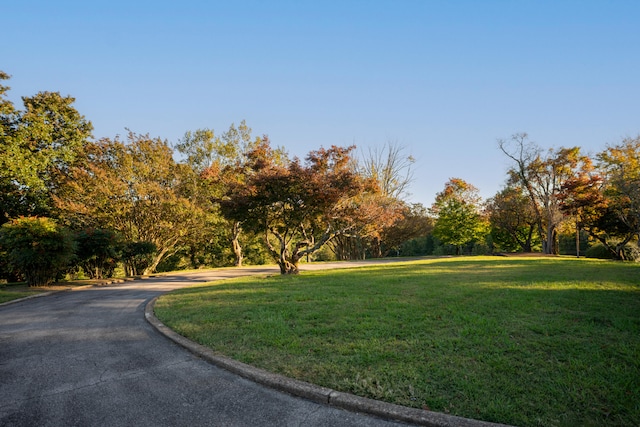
[0,264,411,427]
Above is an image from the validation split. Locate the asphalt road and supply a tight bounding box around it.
[0,264,411,427]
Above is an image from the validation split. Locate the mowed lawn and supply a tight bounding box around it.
[0,286,46,304]
[154,257,640,427]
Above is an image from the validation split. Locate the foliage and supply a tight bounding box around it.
[121,241,157,276]
[156,257,640,427]
[585,241,640,262]
[0,72,93,222]
[220,140,373,273]
[177,121,270,267]
[399,234,437,256]
[0,217,75,286]
[486,186,539,252]
[589,136,640,260]
[557,231,591,256]
[585,243,618,260]
[499,134,591,254]
[378,203,433,257]
[55,132,206,274]
[353,142,420,258]
[430,178,488,254]
[73,228,122,279]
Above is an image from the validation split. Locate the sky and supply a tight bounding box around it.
[4,0,640,206]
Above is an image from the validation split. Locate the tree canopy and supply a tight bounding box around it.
[220,140,374,273]
[55,132,206,274]
[1,69,638,283]
[0,73,93,222]
[430,178,488,254]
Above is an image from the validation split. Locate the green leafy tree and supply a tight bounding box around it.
[55,132,206,274]
[430,178,488,255]
[121,241,157,276]
[486,186,539,252]
[0,72,93,222]
[73,228,122,279]
[0,217,75,286]
[176,121,264,267]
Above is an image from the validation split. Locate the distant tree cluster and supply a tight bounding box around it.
[0,72,431,283]
[1,71,638,284]
[417,133,640,261]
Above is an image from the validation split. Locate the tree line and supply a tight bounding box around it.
[1,72,638,285]
[431,133,640,261]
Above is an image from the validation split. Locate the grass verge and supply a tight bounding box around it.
[154,256,640,426]
[0,284,47,304]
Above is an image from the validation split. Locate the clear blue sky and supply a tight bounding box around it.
[4,0,639,206]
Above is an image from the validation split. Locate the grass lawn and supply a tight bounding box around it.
[0,280,102,304]
[0,284,46,304]
[154,256,640,427]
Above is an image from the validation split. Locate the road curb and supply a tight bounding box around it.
[0,275,159,308]
[145,297,512,427]
[0,291,57,307]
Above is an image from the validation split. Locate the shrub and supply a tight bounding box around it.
[585,242,640,261]
[74,228,122,279]
[471,241,491,255]
[0,217,76,286]
[122,241,156,276]
[585,243,615,260]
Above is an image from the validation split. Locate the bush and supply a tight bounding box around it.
[558,231,591,256]
[122,241,157,276]
[74,228,122,279]
[471,242,491,255]
[0,217,76,286]
[585,242,640,261]
[585,243,615,260]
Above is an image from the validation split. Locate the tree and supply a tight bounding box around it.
[333,190,405,259]
[121,241,157,276]
[73,228,122,279]
[360,141,415,200]
[499,133,590,254]
[486,186,539,252]
[568,136,640,260]
[176,121,265,267]
[220,140,370,274]
[379,203,433,257]
[0,74,93,222]
[430,178,488,255]
[0,217,75,286]
[557,158,605,257]
[353,141,416,258]
[55,132,206,274]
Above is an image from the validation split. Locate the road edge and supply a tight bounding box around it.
[145,296,512,427]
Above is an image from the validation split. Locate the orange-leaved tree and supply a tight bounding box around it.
[220,139,374,274]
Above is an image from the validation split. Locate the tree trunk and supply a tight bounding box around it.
[544,224,559,254]
[231,222,243,267]
[278,256,299,274]
[371,236,383,258]
[523,225,534,252]
[144,247,168,275]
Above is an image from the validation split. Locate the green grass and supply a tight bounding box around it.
[154,257,640,426]
[0,285,45,303]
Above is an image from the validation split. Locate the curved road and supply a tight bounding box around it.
[0,263,411,427]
